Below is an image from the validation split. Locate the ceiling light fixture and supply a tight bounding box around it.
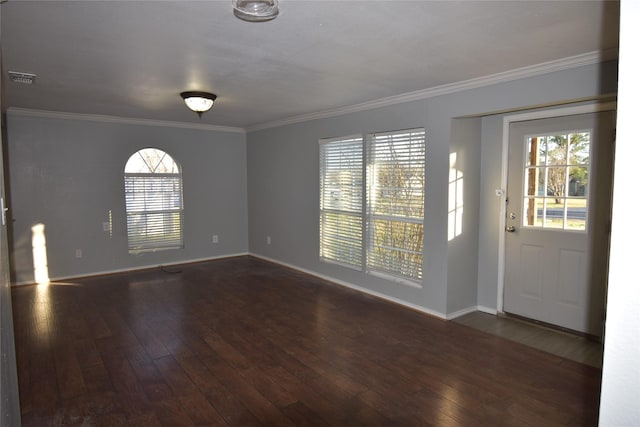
[232,0,279,22]
[180,91,217,117]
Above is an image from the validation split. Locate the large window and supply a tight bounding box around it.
[367,129,425,281]
[319,128,425,283]
[124,148,183,253]
[319,136,363,268]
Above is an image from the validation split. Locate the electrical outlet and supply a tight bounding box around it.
[267,236,271,245]
[212,235,219,244]
[75,249,82,258]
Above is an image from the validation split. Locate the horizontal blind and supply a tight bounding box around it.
[319,136,363,268]
[125,174,183,252]
[367,128,425,281]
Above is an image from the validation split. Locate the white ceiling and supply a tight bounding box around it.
[1,1,620,130]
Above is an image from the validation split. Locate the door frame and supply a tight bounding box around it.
[496,102,617,314]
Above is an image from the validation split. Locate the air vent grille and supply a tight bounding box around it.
[8,71,36,84]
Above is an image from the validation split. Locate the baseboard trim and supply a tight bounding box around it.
[446,305,498,320]
[11,252,250,286]
[446,306,479,320]
[14,252,492,324]
[477,305,498,315]
[249,253,447,320]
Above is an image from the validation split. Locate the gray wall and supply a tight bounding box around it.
[247,101,449,314]
[4,60,618,315]
[0,122,20,427]
[476,115,505,311]
[6,113,248,283]
[0,9,22,423]
[247,60,618,318]
[446,118,482,315]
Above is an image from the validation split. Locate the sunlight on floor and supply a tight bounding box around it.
[31,223,50,285]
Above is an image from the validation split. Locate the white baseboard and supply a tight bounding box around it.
[11,252,250,286]
[15,252,495,324]
[446,305,499,320]
[477,305,498,315]
[446,306,479,320]
[249,253,447,320]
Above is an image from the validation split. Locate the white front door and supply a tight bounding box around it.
[504,112,615,336]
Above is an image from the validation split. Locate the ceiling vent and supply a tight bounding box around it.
[8,71,36,84]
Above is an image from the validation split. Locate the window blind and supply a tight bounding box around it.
[124,148,183,253]
[367,128,425,281]
[125,174,183,252]
[319,136,363,268]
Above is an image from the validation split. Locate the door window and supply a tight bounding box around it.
[522,131,590,231]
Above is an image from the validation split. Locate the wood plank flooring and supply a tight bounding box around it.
[11,256,602,426]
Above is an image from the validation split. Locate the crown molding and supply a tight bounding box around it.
[247,49,618,132]
[5,107,246,134]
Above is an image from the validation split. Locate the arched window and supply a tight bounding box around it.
[124,148,183,253]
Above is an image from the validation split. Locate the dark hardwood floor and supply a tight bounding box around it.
[11,256,601,426]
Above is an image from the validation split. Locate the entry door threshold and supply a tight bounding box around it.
[501,311,601,343]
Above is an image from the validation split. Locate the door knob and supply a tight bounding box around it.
[506,226,516,233]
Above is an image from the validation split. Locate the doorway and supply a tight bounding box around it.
[501,109,615,337]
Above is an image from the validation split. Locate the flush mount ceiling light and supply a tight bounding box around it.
[180,91,217,117]
[232,0,279,22]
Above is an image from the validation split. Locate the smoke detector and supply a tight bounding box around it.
[8,71,36,84]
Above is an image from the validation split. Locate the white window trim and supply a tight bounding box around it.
[319,135,364,270]
[520,128,592,233]
[124,148,184,254]
[319,128,425,286]
[366,128,425,283]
